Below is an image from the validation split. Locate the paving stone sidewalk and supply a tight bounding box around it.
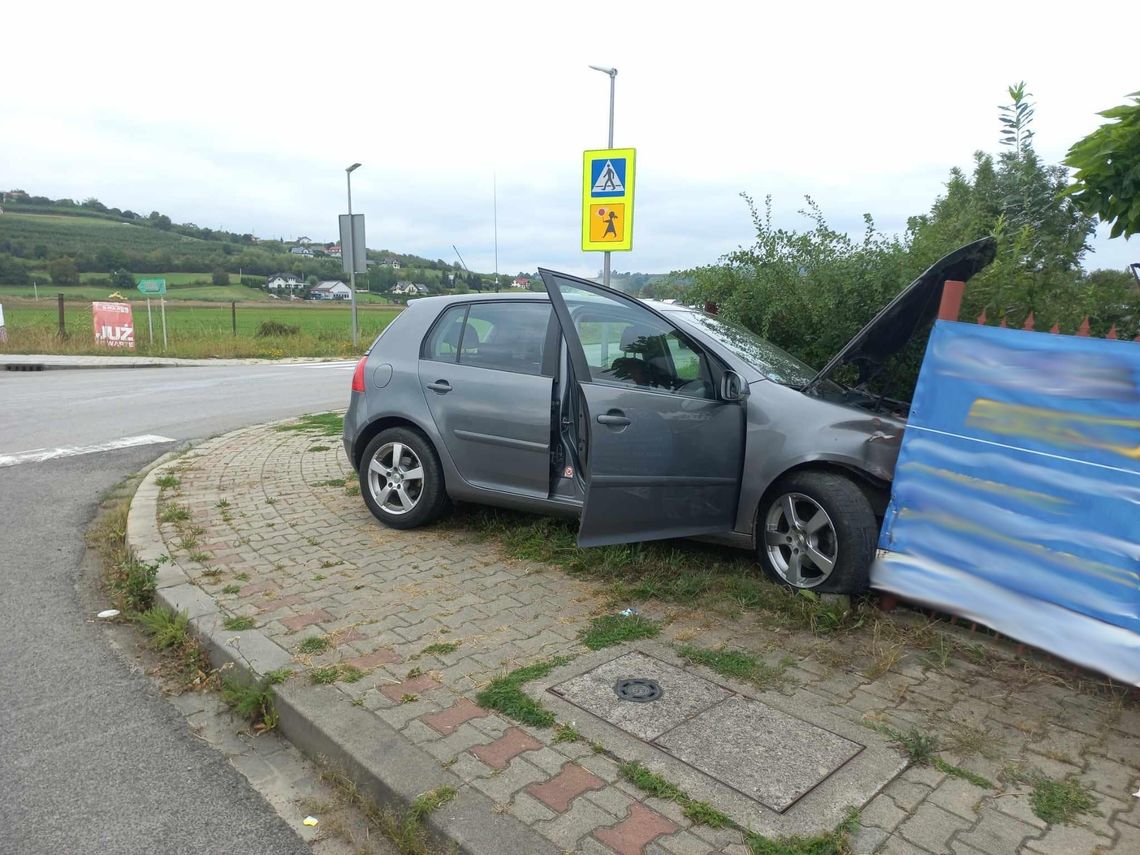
[139,419,1140,855]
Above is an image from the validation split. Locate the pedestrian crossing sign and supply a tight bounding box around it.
[582,148,635,252]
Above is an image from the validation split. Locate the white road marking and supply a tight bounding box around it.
[0,434,176,468]
[291,361,359,370]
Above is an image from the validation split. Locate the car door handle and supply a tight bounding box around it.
[426,380,452,393]
[596,412,631,427]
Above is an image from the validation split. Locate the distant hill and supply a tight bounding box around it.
[0,190,495,289]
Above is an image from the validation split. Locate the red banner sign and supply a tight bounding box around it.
[92,301,136,349]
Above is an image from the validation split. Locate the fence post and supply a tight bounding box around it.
[57,293,66,338]
[231,301,237,337]
[938,279,966,322]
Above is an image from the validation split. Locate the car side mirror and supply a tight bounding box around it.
[719,370,749,402]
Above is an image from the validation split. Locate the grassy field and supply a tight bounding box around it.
[0,282,276,302]
[0,213,226,261]
[0,299,403,358]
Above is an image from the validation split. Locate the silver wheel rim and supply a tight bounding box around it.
[763,492,837,588]
[366,441,425,516]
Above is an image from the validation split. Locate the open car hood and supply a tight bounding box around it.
[803,237,997,393]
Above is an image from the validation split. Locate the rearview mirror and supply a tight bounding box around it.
[719,370,749,402]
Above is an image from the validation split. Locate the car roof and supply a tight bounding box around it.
[409,290,690,315]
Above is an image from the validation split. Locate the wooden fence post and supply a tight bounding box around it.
[57,293,65,339]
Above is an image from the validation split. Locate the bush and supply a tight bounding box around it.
[211,268,230,286]
[255,320,300,338]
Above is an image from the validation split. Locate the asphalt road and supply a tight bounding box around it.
[0,362,352,853]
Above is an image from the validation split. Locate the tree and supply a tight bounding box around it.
[1063,91,1140,238]
[211,268,231,286]
[48,256,80,286]
[111,269,134,289]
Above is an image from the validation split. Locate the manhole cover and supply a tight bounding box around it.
[614,678,662,703]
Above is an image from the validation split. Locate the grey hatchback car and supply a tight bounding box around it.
[343,240,995,593]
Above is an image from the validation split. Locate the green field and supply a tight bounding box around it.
[0,213,224,260]
[0,282,274,302]
[0,300,403,358]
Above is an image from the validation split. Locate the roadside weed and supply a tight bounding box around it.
[155,473,180,489]
[223,616,256,631]
[475,656,574,727]
[159,504,190,523]
[677,644,793,691]
[274,412,344,437]
[554,722,581,743]
[137,606,190,650]
[221,584,240,594]
[298,636,331,654]
[421,641,460,656]
[580,614,661,650]
[618,762,731,828]
[220,676,279,731]
[311,666,341,684]
[1002,766,1099,824]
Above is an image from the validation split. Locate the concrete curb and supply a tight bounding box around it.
[126,442,556,855]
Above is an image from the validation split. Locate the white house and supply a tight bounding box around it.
[326,244,341,257]
[290,246,313,257]
[511,276,530,289]
[310,280,352,300]
[380,257,401,269]
[266,273,304,291]
[392,282,429,296]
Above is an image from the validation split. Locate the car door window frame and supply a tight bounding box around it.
[419,300,556,378]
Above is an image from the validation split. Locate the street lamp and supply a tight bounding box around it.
[346,162,361,346]
[588,65,617,288]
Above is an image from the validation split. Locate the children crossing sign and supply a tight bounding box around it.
[582,148,635,252]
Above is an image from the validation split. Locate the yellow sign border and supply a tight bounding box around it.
[582,147,636,252]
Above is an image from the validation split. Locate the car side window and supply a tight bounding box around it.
[571,305,713,398]
[457,302,551,376]
[422,305,467,364]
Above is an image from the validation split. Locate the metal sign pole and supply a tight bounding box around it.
[161,298,168,351]
[147,297,153,346]
[603,69,616,288]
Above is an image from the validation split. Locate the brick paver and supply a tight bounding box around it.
[593,802,678,854]
[527,763,607,813]
[149,421,1140,855]
[470,726,543,770]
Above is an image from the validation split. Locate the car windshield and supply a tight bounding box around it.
[670,309,818,387]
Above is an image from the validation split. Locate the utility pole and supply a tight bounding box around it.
[346,162,361,347]
[589,65,617,288]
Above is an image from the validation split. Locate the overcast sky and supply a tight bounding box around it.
[3,1,1137,277]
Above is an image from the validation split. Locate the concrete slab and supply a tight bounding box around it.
[551,651,730,740]
[655,695,863,812]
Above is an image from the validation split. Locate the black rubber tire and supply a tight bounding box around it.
[756,471,877,594]
[358,428,449,530]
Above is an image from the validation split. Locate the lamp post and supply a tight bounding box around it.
[346,162,362,347]
[588,64,617,288]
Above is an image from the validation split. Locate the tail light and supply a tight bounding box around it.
[351,357,367,393]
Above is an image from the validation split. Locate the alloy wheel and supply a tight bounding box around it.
[366,441,425,515]
[763,492,838,588]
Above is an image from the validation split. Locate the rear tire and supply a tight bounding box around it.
[359,428,449,530]
[756,471,877,594]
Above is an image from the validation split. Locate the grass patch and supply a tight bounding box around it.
[455,506,869,638]
[275,412,344,437]
[155,473,180,489]
[1003,767,1099,825]
[298,635,331,654]
[421,641,460,656]
[220,676,278,731]
[159,503,190,523]
[871,724,994,789]
[677,644,793,691]
[618,762,731,828]
[313,478,347,488]
[318,766,454,855]
[223,615,256,631]
[308,445,332,452]
[745,807,860,855]
[221,583,240,594]
[474,656,574,727]
[579,614,661,650]
[311,666,341,684]
[137,606,190,650]
[339,665,364,683]
[554,722,581,743]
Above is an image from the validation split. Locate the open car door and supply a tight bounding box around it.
[540,269,746,547]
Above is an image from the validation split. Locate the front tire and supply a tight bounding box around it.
[756,471,877,594]
[359,428,448,530]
